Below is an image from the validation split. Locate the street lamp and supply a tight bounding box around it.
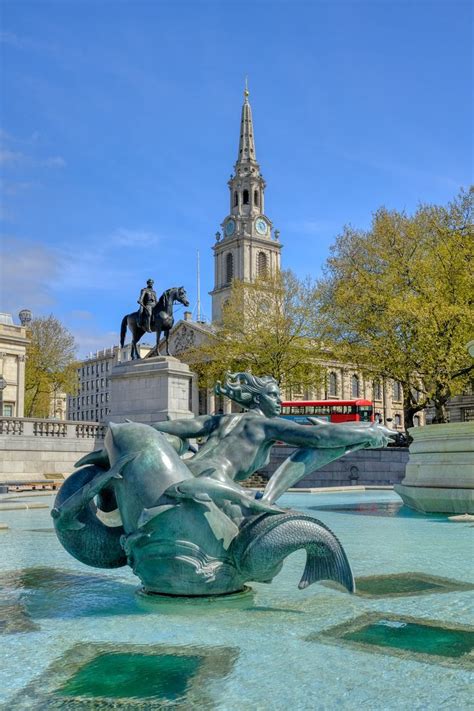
[18,309,32,326]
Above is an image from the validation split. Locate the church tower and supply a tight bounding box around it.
[210,84,282,322]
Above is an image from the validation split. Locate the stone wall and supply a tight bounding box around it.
[0,418,104,481]
[258,445,409,488]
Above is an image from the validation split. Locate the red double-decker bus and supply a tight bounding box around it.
[280,399,374,424]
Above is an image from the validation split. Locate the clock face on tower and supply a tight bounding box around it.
[255,218,267,235]
[225,219,235,237]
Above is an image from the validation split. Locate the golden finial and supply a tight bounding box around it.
[244,76,249,98]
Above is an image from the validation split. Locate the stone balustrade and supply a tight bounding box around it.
[0,417,106,482]
[0,417,106,440]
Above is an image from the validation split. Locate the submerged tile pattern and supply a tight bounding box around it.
[310,613,474,670]
[308,500,447,518]
[354,572,474,598]
[9,642,239,709]
[0,599,39,634]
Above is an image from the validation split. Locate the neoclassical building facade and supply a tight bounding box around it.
[0,313,28,418]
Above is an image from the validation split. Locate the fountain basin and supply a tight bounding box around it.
[395,423,474,513]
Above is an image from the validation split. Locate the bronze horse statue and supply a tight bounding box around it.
[120,286,189,359]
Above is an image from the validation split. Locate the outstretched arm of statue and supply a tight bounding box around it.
[151,415,220,439]
[264,418,390,450]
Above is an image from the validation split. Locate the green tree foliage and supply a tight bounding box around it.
[188,270,325,395]
[317,187,474,426]
[25,315,78,418]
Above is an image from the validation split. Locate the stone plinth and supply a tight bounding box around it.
[109,356,197,424]
[395,423,474,514]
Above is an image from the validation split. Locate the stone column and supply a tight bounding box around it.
[17,355,26,418]
[207,390,215,415]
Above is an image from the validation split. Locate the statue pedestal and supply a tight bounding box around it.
[108,356,197,423]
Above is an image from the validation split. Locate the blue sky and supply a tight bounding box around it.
[1,0,472,356]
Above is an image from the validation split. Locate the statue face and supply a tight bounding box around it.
[256,382,282,417]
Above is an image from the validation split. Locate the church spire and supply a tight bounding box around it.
[236,79,258,166]
[210,85,281,323]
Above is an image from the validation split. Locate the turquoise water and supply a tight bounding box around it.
[0,490,473,710]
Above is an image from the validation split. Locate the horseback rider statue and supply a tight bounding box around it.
[137,279,157,333]
[121,281,190,359]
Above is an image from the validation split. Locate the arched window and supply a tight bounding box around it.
[257,251,268,277]
[351,375,360,398]
[243,189,249,205]
[328,372,337,397]
[254,190,259,207]
[413,415,420,427]
[225,253,234,284]
[373,380,382,400]
[375,412,382,424]
[393,381,403,401]
[394,413,402,427]
[234,192,238,207]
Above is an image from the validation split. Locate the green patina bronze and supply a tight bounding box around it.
[52,372,393,596]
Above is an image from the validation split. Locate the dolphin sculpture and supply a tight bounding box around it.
[139,470,285,529]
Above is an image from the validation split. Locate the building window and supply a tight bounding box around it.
[257,251,268,277]
[351,375,360,398]
[328,372,338,397]
[234,192,238,207]
[393,381,403,401]
[243,189,249,205]
[394,413,402,427]
[413,416,420,427]
[225,253,234,284]
[373,380,382,400]
[461,408,474,422]
[254,190,259,207]
[2,403,13,416]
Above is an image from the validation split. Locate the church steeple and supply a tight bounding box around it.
[237,81,258,167]
[210,84,282,323]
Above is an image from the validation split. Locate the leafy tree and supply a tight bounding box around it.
[187,270,325,396]
[25,315,78,418]
[316,187,474,426]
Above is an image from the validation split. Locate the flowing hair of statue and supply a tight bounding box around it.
[215,372,279,408]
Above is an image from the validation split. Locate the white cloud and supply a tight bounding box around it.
[71,328,120,359]
[0,31,23,48]
[0,238,61,314]
[70,309,94,321]
[112,228,161,247]
[41,156,66,168]
[284,218,339,236]
[2,181,36,196]
[0,149,24,164]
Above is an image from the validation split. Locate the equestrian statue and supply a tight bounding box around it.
[120,281,190,359]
